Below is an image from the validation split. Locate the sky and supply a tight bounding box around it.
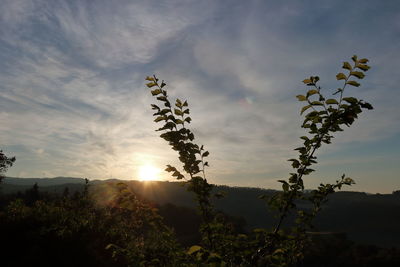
[1,0,399,193]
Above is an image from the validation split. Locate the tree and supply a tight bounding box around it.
[0,150,15,183]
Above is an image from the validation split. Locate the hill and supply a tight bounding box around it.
[2,177,400,248]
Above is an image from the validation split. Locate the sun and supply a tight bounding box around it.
[138,164,161,181]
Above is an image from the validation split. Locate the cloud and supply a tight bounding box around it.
[1,0,399,193]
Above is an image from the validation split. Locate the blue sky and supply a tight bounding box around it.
[1,0,399,193]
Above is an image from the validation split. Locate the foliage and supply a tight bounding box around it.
[0,182,184,267]
[0,150,15,183]
[147,55,373,266]
[259,55,373,264]
[146,75,218,251]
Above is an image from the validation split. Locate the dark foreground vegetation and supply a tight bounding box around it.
[1,56,400,266]
[0,180,400,266]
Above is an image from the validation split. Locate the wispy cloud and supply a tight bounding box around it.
[1,0,399,193]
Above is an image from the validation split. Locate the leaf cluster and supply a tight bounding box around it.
[146,55,373,266]
[0,150,15,183]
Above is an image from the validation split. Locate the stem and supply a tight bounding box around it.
[273,63,356,235]
[273,129,327,234]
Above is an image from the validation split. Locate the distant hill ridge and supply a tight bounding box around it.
[2,177,400,248]
[3,176,86,186]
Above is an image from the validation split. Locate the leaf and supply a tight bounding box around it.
[351,55,358,62]
[342,97,358,104]
[146,82,157,88]
[145,76,155,81]
[307,89,318,97]
[174,108,183,116]
[311,101,323,106]
[150,104,160,110]
[342,61,352,70]
[358,58,369,63]
[346,80,360,87]
[325,99,338,105]
[165,165,175,172]
[296,95,307,101]
[202,151,209,157]
[151,89,162,96]
[160,82,166,88]
[187,245,202,255]
[302,78,312,84]
[350,71,365,79]
[154,116,166,122]
[183,100,188,107]
[359,101,373,110]
[184,117,192,123]
[336,73,347,80]
[159,108,171,115]
[356,64,370,71]
[156,96,167,101]
[172,171,182,177]
[176,99,182,108]
[300,105,312,115]
[288,159,300,168]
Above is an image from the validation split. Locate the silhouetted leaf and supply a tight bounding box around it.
[296,95,307,101]
[360,101,373,110]
[325,99,338,105]
[350,71,365,79]
[342,97,358,104]
[301,105,312,115]
[146,82,157,88]
[311,101,323,106]
[151,104,160,110]
[154,116,166,122]
[157,96,167,101]
[151,89,162,96]
[342,62,352,70]
[336,73,347,80]
[356,64,370,71]
[307,89,318,97]
[346,80,360,87]
[174,109,183,116]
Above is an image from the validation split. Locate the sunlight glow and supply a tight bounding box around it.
[138,164,161,181]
